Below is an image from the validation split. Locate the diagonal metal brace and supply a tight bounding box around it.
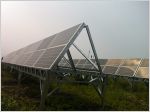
[73,43,99,70]
[63,57,71,67]
[67,49,76,71]
[85,25,103,75]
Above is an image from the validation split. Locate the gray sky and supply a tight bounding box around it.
[1,1,149,58]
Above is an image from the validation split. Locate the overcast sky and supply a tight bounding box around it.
[1,1,149,58]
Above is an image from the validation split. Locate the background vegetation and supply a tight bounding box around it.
[1,70,149,111]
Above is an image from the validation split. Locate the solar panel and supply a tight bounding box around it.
[85,59,96,64]
[54,57,149,79]
[3,23,84,70]
[76,64,83,68]
[106,59,122,66]
[99,59,108,65]
[34,45,65,69]
[73,59,80,65]
[103,66,118,74]
[83,64,93,69]
[116,66,137,76]
[21,53,33,65]
[77,59,86,64]
[4,52,17,63]
[3,23,149,110]
[25,50,44,66]
[37,34,56,50]
[140,59,149,67]
[134,59,149,79]
[63,62,71,68]
[136,67,149,78]
[15,48,25,55]
[122,59,141,66]
[23,40,42,54]
[48,24,81,48]
[74,58,97,70]
[2,22,149,80]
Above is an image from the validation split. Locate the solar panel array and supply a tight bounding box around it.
[2,23,84,69]
[58,58,149,79]
[59,58,97,70]
[2,22,149,79]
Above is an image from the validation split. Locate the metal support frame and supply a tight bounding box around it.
[39,71,50,110]
[85,25,103,75]
[67,50,76,71]
[40,79,43,96]
[84,25,107,107]
[18,71,22,85]
[10,66,13,72]
[73,43,99,70]
[63,56,71,66]
[1,23,112,110]
[47,87,59,97]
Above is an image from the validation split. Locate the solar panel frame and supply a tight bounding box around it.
[49,23,85,70]
[4,52,17,64]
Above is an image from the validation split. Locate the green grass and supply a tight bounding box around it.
[1,70,149,111]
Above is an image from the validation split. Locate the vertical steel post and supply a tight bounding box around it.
[18,72,22,85]
[10,66,13,72]
[67,50,76,71]
[39,71,50,110]
[40,79,43,96]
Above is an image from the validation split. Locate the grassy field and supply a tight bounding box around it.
[1,70,149,111]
